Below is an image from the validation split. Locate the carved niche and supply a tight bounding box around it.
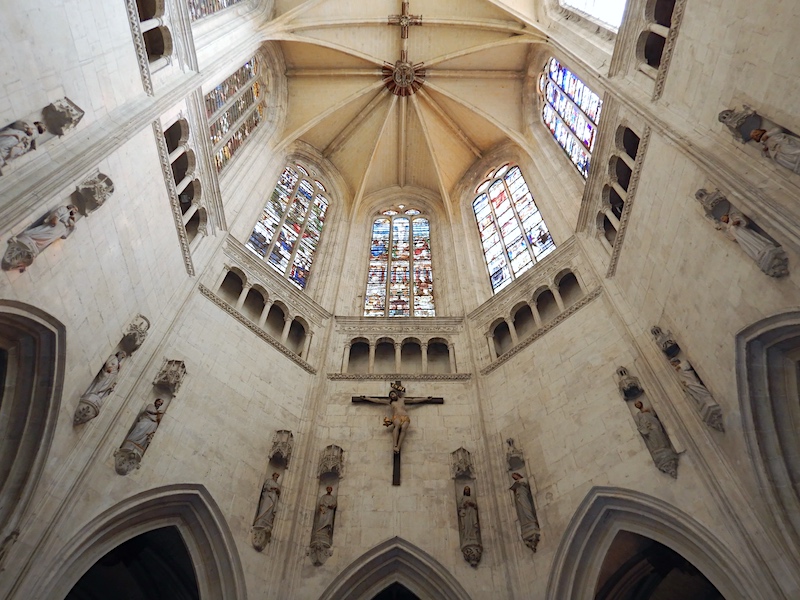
[309,445,343,566]
[153,359,187,395]
[451,447,482,567]
[251,430,295,552]
[75,173,115,216]
[615,366,644,400]
[505,439,541,553]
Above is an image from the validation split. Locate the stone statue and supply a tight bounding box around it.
[616,366,644,400]
[634,401,678,478]
[114,399,164,475]
[357,382,435,453]
[3,205,78,272]
[750,127,800,174]
[73,351,127,425]
[309,486,337,566]
[651,326,680,358]
[670,358,724,432]
[457,486,483,567]
[251,472,281,551]
[0,120,45,174]
[510,473,540,552]
[718,211,788,277]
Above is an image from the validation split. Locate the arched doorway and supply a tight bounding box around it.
[65,526,199,599]
[317,537,471,600]
[546,487,775,600]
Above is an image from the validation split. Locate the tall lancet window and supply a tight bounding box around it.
[246,163,329,290]
[473,164,555,294]
[539,57,602,178]
[559,1,628,30]
[205,56,266,173]
[364,208,435,317]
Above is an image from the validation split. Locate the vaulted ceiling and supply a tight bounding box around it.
[265,0,547,206]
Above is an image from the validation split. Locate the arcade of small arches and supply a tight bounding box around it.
[343,335,456,376]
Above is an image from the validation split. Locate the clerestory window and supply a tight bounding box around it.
[559,0,628,30]
[473,164,555,294]
[246,163,329,290]
[364,207,435,317]
[539,57,603,178]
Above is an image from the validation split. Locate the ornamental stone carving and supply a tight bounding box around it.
[616,366,644,400]
[670,358,725,432]
[3,205,78,272]
[122,315,151,354]
[456,485,482,567]
[651,326,680,358]
[504,439,540,552]
[318,444,344,477]
[0,120,45,175]
[42,98,85,136]
[114,398,165,475]
[252,472,281,551]
[718,106,761,143]
[633,400,679,478]
[451,447,474,479]
[505,438,525,472]
[74,351,127,425]
[153,359,187,395]
[75,173,115,215]
[309,485,338,566]
[269,430,294,466]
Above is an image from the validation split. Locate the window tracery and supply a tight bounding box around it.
[246,163,329,290]
[538,57,602,178]
[204,57,266,173]
[364,207,435,317]
[559,0,628,30]
[473,164,555,294]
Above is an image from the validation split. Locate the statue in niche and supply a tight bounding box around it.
[719,211,788,277]
[309,486,337,566]
[634,401,678,478]
[457,485,482,567]
[251,472,281,551]
[510,473,540,552]
[73,351,127,425]
[718,106,762,142]
[616,366,644,400]
[114,399,164,475]
[0,120,46,174]
[651,326,680,358]
[750,128,800,175]
[3,205,78,272]
[670,358,724,432]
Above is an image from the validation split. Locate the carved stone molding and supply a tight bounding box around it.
[652,0,687,101]
[153,359,187,394]
[123,0,154,95]
[269,430,294,466]
[607,126,652,278]
[328,373,471,381]
[451,447,474,479]
[122,314,151,354]
[480,288,602,375]
[153,120,195,276]
[199,285,316,374]
[318,445,344,477]
[335,316,464,338]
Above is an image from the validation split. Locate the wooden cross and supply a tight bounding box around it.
[388,1,422,62]
[352,380,443,485]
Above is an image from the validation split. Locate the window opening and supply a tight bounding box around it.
[246,163,329,290]
[187,0,247,21]
[559,0,628,30]
[473,165,555,293]
[364,208,435,317]
[539,57,603,178]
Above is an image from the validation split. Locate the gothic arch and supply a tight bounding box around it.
[736,310,800,553]
[546,487,771,600]
[0,300,66,539]
[34,484,246,600]
[318,537,472,600]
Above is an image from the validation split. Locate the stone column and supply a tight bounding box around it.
[149,56,171,72]
[505,317,519,345]
[342,342,352,373]
[531,302,542,327]
[486,333,497,360]
[368,341,376,374]
[280,315,293,344]
[551,287,565,312]
[421,342,428,374]
[258,299,274,328]
[139,17,164,33]
[649,22,670,37]
[394,342,402,373]
[619,152,635,169]
[301,331,313,359]
[604,208,621,231]
[168,144,188,164]
[448,342,457,373]
[236,283,252,309]
[611,182,628,203]
[176,174,194,194]
[182,203,198,226]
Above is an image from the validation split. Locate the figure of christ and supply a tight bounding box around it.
[355,387,436,453]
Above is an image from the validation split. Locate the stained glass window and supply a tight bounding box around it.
[473,164,555,294]
[364,208,435,317]
[538,57,602,178]
[246,163,329,290]
[559,1,627,30]
[188,0,246,22]
[205,57,267,173]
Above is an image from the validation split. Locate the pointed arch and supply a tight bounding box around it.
[33,484,246,600]
[546,487,773,600]
[0,300,66,539]
[318,537,472,600]
[736,310,800,554]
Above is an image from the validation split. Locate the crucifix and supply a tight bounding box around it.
[353,380,443,485]
[383,1,426,96]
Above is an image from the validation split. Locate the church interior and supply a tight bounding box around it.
[1,0,800,598]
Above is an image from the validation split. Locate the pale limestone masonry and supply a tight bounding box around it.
[1,1,800,599]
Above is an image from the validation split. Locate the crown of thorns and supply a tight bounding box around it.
[390,381,406,393]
